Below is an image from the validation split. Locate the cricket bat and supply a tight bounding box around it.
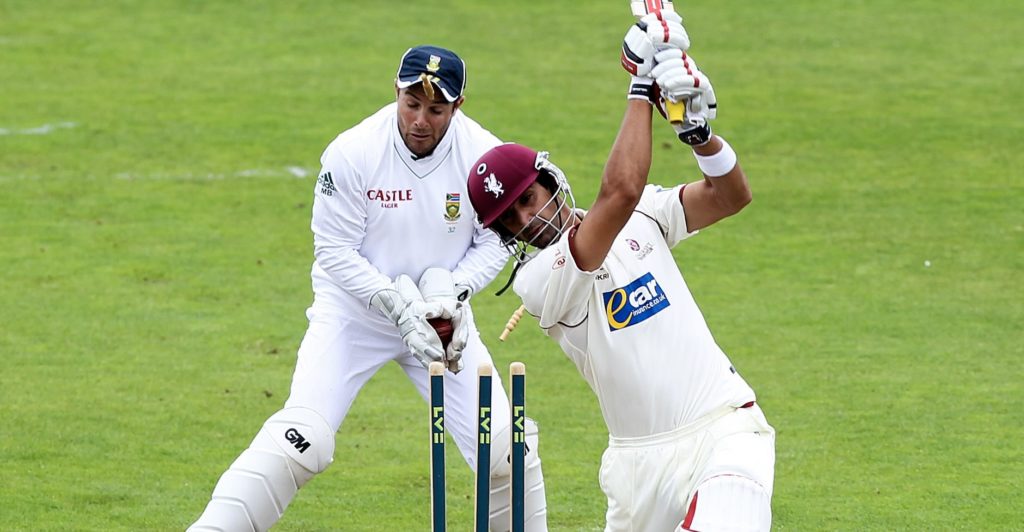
[630,0,686,124]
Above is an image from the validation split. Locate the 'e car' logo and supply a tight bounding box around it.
[602,272,670,330]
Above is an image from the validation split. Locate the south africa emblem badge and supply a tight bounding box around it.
[444,192,462,222]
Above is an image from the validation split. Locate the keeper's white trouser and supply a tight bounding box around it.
[285,291,512,474]
[190,274,547,531]
[600,403,775,532]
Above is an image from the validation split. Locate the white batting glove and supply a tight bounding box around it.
[418,268,469,374]
[621,11,689,78]
[621,22,657,77]
[369,275,446,368]
[639,10,690,52]
[651,49,717,145]
[651,49,710,104]
[627,75,658,103]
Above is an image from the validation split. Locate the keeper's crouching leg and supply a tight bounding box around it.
[488,417,547,531]
[188,407,335,532]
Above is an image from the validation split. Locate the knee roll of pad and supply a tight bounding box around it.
[187,407,335,532]
[256,406,335,478]
[679,474,771,532]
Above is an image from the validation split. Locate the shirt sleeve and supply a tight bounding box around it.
[310,147,391,307]
[451,223,508,297]
[635,184,698,247]
[514,230,595,329]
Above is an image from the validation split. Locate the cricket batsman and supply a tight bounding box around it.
[466,13,776,531]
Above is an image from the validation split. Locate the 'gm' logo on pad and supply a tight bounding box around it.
[602,272,670,330]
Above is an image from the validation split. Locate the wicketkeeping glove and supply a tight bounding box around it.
[651,49,718,145]
[369,274,446,368]
[418,267,470,374]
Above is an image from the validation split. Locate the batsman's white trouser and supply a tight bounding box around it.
[600,403,775,532]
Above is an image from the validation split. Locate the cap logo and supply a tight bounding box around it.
[427,55,441,73]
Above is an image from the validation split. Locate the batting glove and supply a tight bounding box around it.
[622,9,689,77]
[628,75,656,101]
[621,21,657,77]
[640,10,690,52]
[651,49,717,145]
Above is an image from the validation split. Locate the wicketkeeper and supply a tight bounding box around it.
[188,45,548,531]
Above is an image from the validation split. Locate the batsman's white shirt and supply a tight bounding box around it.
[514,184,756,439]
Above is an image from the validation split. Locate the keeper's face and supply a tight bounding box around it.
[396,85,463,158]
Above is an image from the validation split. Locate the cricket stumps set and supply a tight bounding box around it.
[429,361,528,532]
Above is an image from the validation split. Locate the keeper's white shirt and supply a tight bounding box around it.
[514,184,756,438]
[310,103,507,318]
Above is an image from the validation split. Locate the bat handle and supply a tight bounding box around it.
[499,305,527,342]
[665,99,685,124]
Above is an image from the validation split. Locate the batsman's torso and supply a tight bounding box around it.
[533,214,756,438]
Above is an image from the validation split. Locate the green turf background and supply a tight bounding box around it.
[2,0,1021,530]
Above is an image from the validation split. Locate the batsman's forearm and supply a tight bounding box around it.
[602,100,653,196]
[694,136,751,212]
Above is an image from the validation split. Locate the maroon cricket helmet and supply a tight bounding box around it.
[467,143,543,229]
[468,143,577,268]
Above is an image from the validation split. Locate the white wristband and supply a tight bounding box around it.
[693,137,737,177]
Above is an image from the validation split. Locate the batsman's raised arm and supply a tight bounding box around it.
[650,49,752,231]
[681,134,751,231]
[568,18,685,272]
[572,99,653,272]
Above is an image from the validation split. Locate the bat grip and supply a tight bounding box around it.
[665,99,685,124]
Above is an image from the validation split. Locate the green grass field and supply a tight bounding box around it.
[2,0,1021,530]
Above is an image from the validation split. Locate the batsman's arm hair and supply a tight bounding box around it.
[570,99,653,272]
[499,305,527,341]
[679,135,751,232]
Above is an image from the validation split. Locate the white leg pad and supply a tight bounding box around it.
[188,407,335,532]
[488,418,548,532]
[677,474,772,532]
[187,499,253,532]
